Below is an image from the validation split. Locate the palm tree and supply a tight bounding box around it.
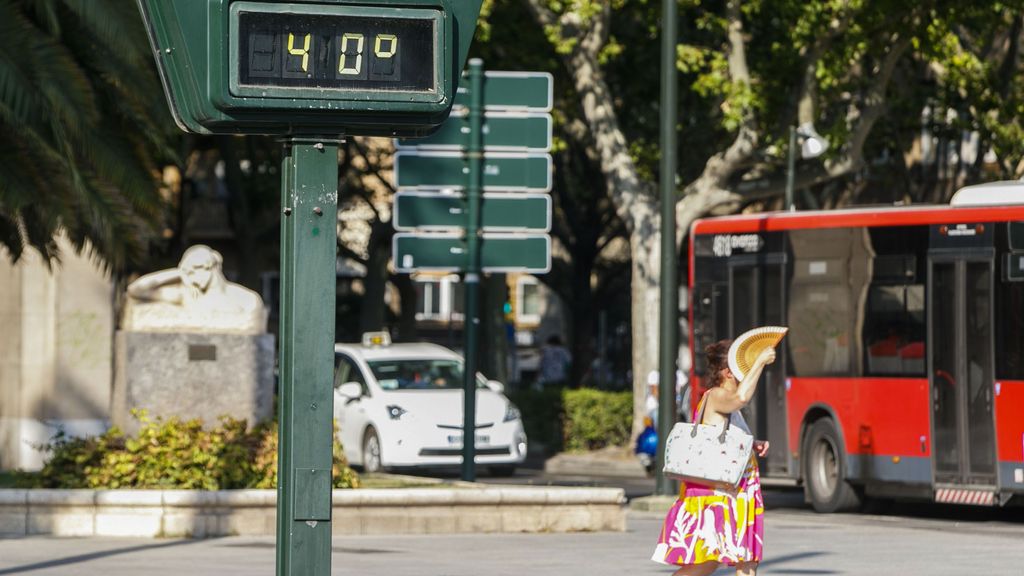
[0,0,175,270]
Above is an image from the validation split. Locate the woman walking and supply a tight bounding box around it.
[651,340,775,576]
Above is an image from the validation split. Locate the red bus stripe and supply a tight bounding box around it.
[692,204,1024,235]
[996,381,1024,462]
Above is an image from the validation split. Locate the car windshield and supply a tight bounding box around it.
[367,359,485,391]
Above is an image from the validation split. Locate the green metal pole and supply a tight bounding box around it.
[276,138,339,576]
[461,59,484,482]
[656,0,679,497]
[785,126,797,211]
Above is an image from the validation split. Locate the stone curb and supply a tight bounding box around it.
[0,486,626,538]
[544,453,648,478]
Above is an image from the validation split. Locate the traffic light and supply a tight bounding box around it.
[503,298,514,322]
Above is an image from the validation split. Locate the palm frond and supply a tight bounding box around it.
[0,0,175,269]
[58,0,150,67]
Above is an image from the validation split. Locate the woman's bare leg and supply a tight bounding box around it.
[735,561,758,575]
[672,562,719,576]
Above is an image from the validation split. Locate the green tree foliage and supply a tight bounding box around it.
[519,0,1024,206]
[0,0,175,268]
[478,0,1024,436]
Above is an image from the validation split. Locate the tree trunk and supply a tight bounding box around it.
[569,260,596,388]
[628,201,661,438]
[359,224,390,333]
[392,272,417,342]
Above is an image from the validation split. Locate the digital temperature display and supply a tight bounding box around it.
[237,10,437,93]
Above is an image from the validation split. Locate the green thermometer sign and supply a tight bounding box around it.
[137,0,478,136]
[233,6,440,94]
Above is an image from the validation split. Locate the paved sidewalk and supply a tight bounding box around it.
[2,510,1022,575]
[543,446,648,478]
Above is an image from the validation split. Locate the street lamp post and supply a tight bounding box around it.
[784,123,829,211]
[655,0,679,497]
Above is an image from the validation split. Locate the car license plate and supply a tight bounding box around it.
[446,434,489,445]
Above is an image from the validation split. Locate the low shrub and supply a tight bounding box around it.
[561,388,632,452]
[38,411,359,490]
[506,386,565,454]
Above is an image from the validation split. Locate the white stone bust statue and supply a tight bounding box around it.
[123,245,267,334]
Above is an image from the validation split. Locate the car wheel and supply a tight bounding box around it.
[362,428,384,474]
[803,418,861,513]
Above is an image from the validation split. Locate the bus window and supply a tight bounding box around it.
[787,228,865,377]
[693,283,727,376]
[997,265,1024,379]
[864,284,925,376]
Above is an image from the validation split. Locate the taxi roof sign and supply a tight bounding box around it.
[361,331,393,347]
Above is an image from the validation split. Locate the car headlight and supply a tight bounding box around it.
[386,405,407,420]
[503,403,521,423]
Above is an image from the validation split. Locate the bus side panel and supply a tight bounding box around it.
[788,377,931,485]
[995,380,1024,493]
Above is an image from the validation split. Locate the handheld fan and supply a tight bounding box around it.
[727,326,788,381]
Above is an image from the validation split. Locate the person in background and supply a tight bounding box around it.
[645,370,660,428]
[536,335,572,388]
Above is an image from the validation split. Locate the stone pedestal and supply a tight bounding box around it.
[113,332,275,433]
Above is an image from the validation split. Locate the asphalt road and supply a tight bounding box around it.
[3,467,1023,575]
[2,506,1022,575]
[477,463,1024,526]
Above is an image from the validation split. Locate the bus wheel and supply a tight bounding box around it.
[804,419,861,513]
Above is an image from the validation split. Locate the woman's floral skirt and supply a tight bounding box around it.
[651,458,764,567]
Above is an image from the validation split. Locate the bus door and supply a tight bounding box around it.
[729,255,789,476]
[928,250,997,487]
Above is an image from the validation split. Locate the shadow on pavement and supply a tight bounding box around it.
[756,551,833,573]
[0,539,206,575]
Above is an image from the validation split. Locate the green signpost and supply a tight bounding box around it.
[453,71,553,111]
[392,64,553,481]
[394,151,552,191]
[396,113,552,151]
[394,192,550,232]
[137,1,483,575]
[393,233,551,273]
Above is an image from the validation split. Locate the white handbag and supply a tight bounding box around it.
[662,397,753,489]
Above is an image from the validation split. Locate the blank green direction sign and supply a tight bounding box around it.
[453,71,553,111]
[393,233,550,272]
[394,191,550,231]
[396,112,551,151]
[394,151,551,191]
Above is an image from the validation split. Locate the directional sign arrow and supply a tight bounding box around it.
[394,151,551,192]
[393,233,551,273]
[396,112,551,152]
[394,191,551,232]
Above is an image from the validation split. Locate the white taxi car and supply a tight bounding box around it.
[333,333,528,474]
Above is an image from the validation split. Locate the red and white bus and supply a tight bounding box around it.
[688,182,1024,512]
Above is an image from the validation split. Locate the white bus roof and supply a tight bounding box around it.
[950,180,1024,206]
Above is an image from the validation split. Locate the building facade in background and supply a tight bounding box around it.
[0,238,113,470]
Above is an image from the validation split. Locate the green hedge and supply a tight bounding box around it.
[561,388,632,452]
[35,411,359,490]
[507,387,565,454]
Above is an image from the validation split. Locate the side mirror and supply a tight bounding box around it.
[336,382,363,401]
[485,380,505,394]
